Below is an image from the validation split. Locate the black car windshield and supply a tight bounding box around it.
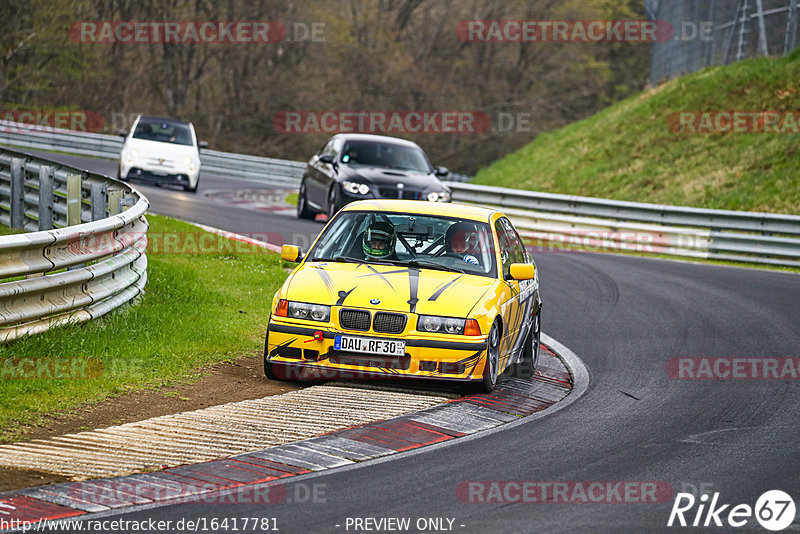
[309,211,497,278]
[133,119,194,146]
[339,140,431,173]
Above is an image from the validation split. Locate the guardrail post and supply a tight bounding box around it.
[66,174,83,271]
[66,174,82,226]
[38,165,54,230]
[108,189,123,216]
[10,158,24,229]
[91,182,108,221]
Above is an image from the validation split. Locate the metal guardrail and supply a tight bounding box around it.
[448,183,800,268]
[0,119,472,185]
[1,120,798,268]
[0,147,149,342]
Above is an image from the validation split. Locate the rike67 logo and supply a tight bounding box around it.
[667,490,796,531]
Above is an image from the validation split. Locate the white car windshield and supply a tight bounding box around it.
[133,119,193,146]
[309,211,497,278]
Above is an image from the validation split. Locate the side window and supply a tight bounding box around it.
[495,218,526,278]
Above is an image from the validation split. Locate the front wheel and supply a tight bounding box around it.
[475,321,500,393]
[297,181,315,219]
[183,180,198,193]
[327,186,340,220]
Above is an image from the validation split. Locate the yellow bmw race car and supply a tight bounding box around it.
[264,199,542,392]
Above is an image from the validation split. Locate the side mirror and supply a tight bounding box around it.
[281,244,303,263]
[318,154,335,164]
[199,140,208,149]
[434,166,449,177]
[118,129,129,137]
[508,263,535,281]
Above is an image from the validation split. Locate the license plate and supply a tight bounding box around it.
[334,335,405,357]
[152,170,167,176]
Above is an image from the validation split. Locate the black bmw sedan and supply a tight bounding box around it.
[296,134,451,219]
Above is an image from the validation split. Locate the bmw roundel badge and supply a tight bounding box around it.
[370,298,381,305]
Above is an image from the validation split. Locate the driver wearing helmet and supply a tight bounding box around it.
[445,221,481,266]
[362,220,398,261]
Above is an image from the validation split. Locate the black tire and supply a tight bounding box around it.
[512,311,541,378]
[327,186,340,220]
[475,321,501,393]
[297,181,315,219]
[183,180,198,193]
[263,329,292,382]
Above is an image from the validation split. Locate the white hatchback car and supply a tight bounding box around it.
[118,115,206,192]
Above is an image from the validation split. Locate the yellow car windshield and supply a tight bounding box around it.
[309,211,497,278]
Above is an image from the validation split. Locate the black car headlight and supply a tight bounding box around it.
[342,181,370,195]
[427,191,451,202]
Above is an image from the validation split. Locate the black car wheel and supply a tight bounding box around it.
[183,179,198,193]
[476,321,501,393]
[297,181,315,219]
[513,311,541,378]
[327,186,340,219]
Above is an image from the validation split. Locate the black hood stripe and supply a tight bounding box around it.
[428,275,462,302]
[407,267,420,313]
[337,287,356,306]
[359,266,398,294]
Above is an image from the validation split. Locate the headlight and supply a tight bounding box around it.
[342,181,370,195]
[125,148,139,164]
[184,155,192,166]
[284,301,331,322]
[418,315,466,335]
[427,191,450,202]
[276,300,330,322]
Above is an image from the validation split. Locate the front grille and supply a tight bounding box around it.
[373,312,406,334]
[340,309,371,331]
[329,351,411,370]
[378,187,423,200]
[145,157,178,170]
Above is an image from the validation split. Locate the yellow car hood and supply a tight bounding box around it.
[285,261,497,317]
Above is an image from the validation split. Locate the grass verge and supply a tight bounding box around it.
[0,214,288,442]
[473,51,800,215]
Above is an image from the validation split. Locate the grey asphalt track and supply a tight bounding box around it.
[26,152,800,533]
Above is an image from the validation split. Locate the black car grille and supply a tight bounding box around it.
[340,309,371,331]
[378,187,423,200]
[373,312,406,334]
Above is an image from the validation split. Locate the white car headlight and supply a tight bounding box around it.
[184,155,192,166]
[342,181,370,195]
[125,148,139,164]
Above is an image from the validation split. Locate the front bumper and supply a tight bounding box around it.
[125,167,196,187]
[265,318,488,383]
